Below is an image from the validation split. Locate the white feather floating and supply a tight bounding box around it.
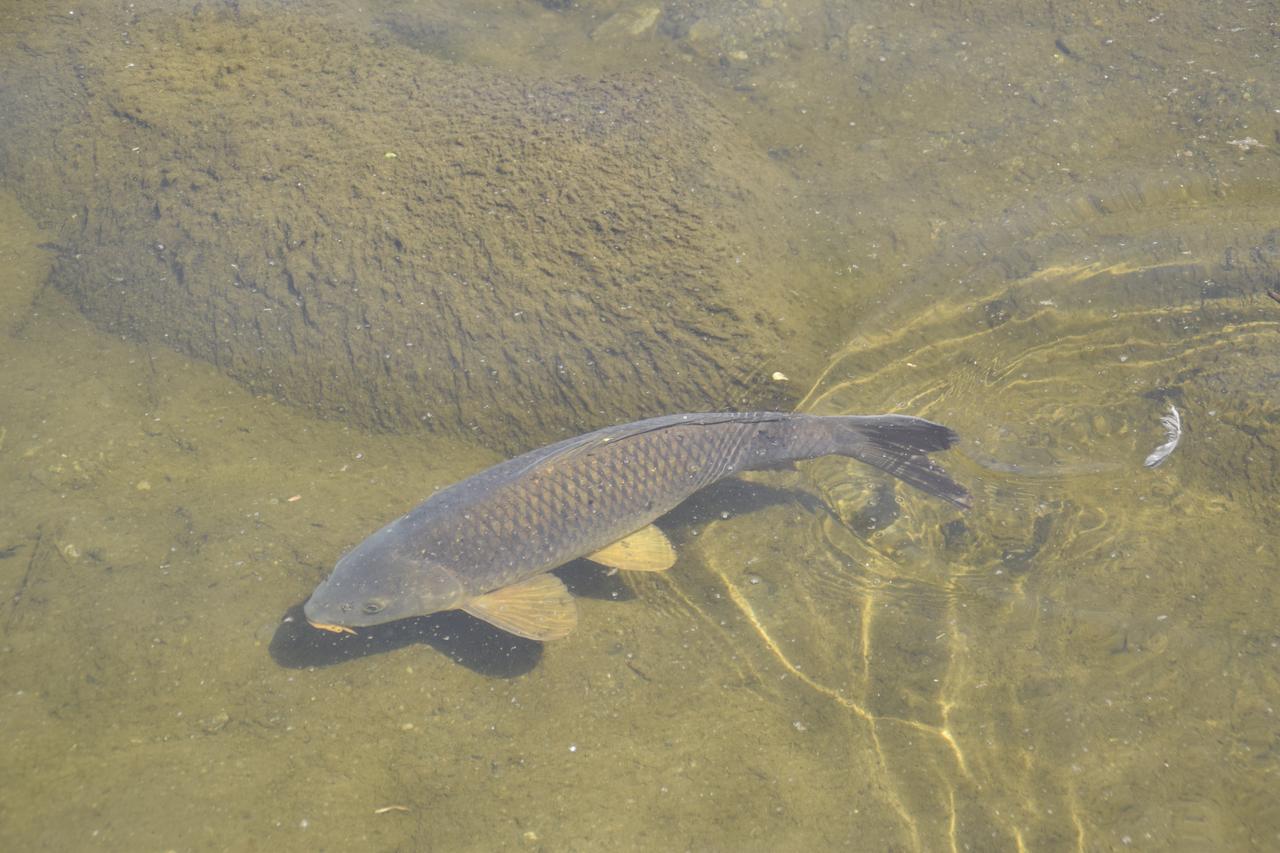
[1144,404,1182,468]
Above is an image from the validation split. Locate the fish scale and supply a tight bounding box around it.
[304,411,970,637]
[446,416,773,591]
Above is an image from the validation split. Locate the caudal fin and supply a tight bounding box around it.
[836,415,971,509]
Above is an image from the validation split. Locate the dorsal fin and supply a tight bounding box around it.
[511,412,792,476]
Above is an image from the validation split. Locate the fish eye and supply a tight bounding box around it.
[362,600,386,615]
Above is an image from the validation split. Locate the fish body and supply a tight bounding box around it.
[304,412,968,640]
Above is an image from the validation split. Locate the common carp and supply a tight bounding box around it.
[304,412,969,640]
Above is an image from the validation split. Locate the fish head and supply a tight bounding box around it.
[303,518,465,629]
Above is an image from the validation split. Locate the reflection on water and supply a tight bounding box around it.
[691,171,1280,848]
[1,1,1278,851]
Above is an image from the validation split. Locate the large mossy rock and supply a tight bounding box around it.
[4,11,797,451]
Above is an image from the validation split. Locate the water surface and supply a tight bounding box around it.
[1,1,1277,850]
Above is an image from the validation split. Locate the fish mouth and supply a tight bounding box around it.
[306,619,359,635]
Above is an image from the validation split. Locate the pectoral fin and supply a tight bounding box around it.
[461,573,577,641]
[587,523,676,573]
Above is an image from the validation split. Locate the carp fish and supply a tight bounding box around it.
[304,412,969,641]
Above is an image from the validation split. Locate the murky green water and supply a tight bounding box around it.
[2,1,1278,850]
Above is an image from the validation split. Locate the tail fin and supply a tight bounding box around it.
[835,415,971,509]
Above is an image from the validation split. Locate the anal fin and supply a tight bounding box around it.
[587,523,676,573]
[461,573,577,641]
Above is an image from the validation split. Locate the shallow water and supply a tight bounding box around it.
[2,1,1278,851]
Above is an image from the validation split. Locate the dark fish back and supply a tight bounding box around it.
[403,414,798,593]
[396,412,966,595]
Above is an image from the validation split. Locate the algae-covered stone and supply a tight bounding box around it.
[4,12,796,452]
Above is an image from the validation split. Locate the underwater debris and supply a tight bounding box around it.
[1144,404,1183,468]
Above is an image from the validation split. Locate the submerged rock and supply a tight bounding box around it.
[4,11,797,451]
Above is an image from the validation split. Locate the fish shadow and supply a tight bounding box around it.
[269,602,544,678]
[270,562,633,676]
[270,478,810,676]
[557,561,637,601]
[662,476,823,531]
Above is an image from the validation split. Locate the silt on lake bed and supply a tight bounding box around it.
[305,411,969,641]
